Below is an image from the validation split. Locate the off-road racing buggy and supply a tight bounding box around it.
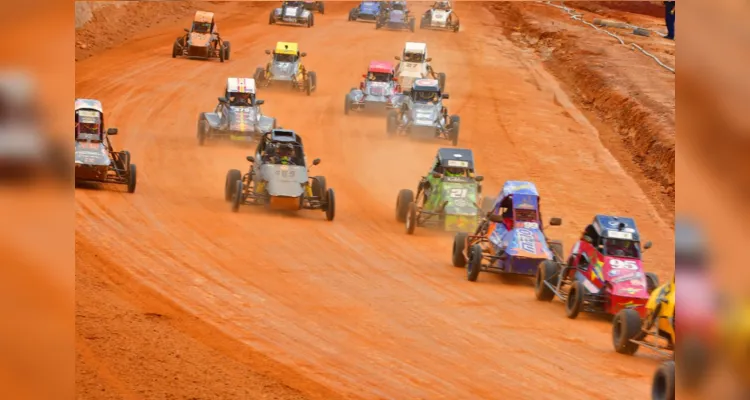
[302,0,324,14]
[269,1,315,27]
[344,61,401,115]
[394,42,446,92]
[348,1,382,22]
[225,129,334,221]
[396,148,486,235]
[534,215,660,319]
[196,78,277,146]
[420,1,460,32]
[375,4,415,32]
[386,79,460,145]
[172,11,230,62]
[74,99,136,193]
[452,181,563,282]
[254,42,318,96]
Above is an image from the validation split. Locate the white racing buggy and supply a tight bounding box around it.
[254,42,318,96]
[225,129,335,221]
[420,1,460,32]
[269,1,315,27]
[386,79,460,145]
[74,99,136,193]
[394,42,446,93]
[196,78,277,146]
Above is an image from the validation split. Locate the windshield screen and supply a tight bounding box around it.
[403,52,424,63]
[191,21,211,33]
[274,53,297,63]
[604,238,640,259]
[366,72,392,82]
[228,92,253,105]
[284,1,303,6]
[515,209,538,223]
[413,90,440,103]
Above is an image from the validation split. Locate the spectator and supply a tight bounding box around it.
[664,1,675,40]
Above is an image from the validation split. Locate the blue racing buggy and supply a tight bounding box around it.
[375,4,415,32]
[348,1,382,22]
[452,180,564,282]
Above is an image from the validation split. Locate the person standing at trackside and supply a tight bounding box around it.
[664,1,675,40]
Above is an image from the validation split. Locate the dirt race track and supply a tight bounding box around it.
[75,2,676,399]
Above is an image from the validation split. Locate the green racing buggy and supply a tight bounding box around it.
[395,148,491,235]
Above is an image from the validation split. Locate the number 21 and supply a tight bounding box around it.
[449,188,468,198]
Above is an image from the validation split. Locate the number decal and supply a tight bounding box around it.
[609,259,638,270]
[449,188,468,198]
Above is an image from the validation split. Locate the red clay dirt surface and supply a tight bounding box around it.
[76,2,676,399]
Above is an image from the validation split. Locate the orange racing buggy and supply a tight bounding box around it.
[172,11,231,62]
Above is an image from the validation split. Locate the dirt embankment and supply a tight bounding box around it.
[566,1,667,19]
[489,2,675,220]
[75,1,198,61]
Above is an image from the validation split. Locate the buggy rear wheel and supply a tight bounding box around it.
[467,244,482,281]
[223,41,231,60]
[437,72,447,92]
[172,40,180,58]
[449,115,460,145]
[396,189,414,222]
[225,169,242,201]
[324,188,335,221]
[312,176,327,199]
[344,94,351,115]
[231,180,243,212]
[547,240,564,262]
[565,280,584,319]
[612,308,643,355]
[308,71,317,92]
[409,18,415,32]
[219,43,225,62]
[127,164,137,193]
[535,260,558,301]
[197,117,208,146]
[452,232,468,267]
[405,202,417,235]
[116,150,131,172]
[269,10,275,24]
[652,361,675,400]
[646,272,660,294]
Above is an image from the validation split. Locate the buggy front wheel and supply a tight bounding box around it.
[452,232,468,267]
[535,260,558,301]
[652,361,675,400]
[324,188,335,221]
[127,164,137,193]
[231,180,243,212]
[612,308,643,355]
[225,169,242,201]
[467,244,482,281]
[565,280,584,319]
[449,115,460,145]
[405,202,417,235]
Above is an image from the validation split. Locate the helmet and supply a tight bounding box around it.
[279,143,294,157]
[445,167,463,176]
[231,92,250,104]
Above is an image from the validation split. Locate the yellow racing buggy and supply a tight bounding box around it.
[253,42,318,95]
